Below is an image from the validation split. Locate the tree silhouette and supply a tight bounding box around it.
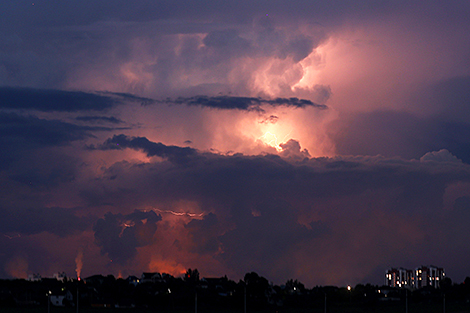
[184,268,200,284]
[286,279,305,293]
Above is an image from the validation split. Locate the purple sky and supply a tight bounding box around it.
[1,1,470,287]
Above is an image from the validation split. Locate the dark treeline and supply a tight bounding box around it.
[2,270,470,313]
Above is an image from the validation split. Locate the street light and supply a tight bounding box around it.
[47,290,51,313]
[347,285,351,304]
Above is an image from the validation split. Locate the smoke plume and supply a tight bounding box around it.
[75,249,83,280]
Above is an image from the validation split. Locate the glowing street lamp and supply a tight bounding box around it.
[47,291,51,313]
[347,285,351,303]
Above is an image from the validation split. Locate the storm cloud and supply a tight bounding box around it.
[1,0,470,287]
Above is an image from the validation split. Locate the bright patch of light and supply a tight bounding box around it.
[258,131,283,151]
[257,129,293,152]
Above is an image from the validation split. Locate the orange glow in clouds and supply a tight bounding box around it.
[149,257,187,276]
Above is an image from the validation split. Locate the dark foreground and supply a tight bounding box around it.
[2,301,470,313]
[3,274,470,313]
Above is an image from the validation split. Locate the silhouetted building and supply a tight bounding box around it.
[84,274,105,285]
[385,268,413,288]
[27,273,42,281]
[53,272,66,282]
[415,265,445,288]
[126,275,140,286]
[50,290,73,307]
[385,265,444,289]
[141,272,163,283]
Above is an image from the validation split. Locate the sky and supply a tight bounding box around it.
[1,0,470,287]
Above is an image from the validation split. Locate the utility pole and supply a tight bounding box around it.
[324,293,327,313]
[76,286,79,313]
[405,289,408,313]
[195,292,197,313]
[244,284,247,313]
[47,291,51,313]
[443,293,445,313]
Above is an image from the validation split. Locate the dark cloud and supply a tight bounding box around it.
[0,206,91,238]
[202,29,252,58]
[75,116,124,124]
[97,91,156,106]
[185,213,221,254]
[259,115,279,124]
[0,87,121,112]
[0,112,123,171]
[0,112,92,145]
[93,210,162,264]
[0,112,91,168]
[330,75,470,163]
[329,109,470,163]
[253,18,322,62]
[6,153,78,187]
[94,135,469,206]
[96,134,198,163]
[202,23,322,63]
[219,199,327,276]
[426,76,470,119]
[163,95,327,111]
[3,1,466,32]
[0,111,130,196]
